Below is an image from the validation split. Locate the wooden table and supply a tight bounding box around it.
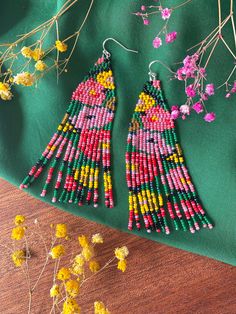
[0,178,235,314]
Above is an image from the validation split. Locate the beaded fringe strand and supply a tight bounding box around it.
[20,56,116,208]
[126,80,214,233]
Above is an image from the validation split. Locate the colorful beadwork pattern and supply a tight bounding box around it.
[126,80,214,234]
[20,55,116,208]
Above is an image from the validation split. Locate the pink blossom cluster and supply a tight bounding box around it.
[171,53,216,123]
[134,5,177,48]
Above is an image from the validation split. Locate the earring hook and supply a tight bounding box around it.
[148,60,175,81]
[148,60,161,81]
[102,38,138,58]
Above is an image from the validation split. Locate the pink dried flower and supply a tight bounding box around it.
[143,19,150,25]
[205,83,215,96]
[192,102,203,114]
[171,108,180,120]
[204,112,216,122]
[141,5,146,11]
[201,93,208,101]
[185,84,196,98]
[165,31,177,43]
[180,104,190,115]
[199,67,206,76]
[153,36,162,48]
[161,8,172,20]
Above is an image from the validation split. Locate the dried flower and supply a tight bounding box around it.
[70,263,84,276]
[11,226,25,240]
[78,235,89,248]
[21,46,33,58]
[165,31,177,43]
[192,102,203,114]
[89,260,100,273]
[63,298,81,314]
[153,36,162,48]
[74,254,85,267]
[180,104,190,115]
[204,112,216,122]
[114,246,129,260]
[92,233,103,244]
[171,106,180,120]
[50,284,60,297]
[55,40,68,52]
[0,82,13,101]
[55,223,67,238]
[205,83,215,96]
[14,215,25,225]
[13,72,34,86]
[82,246,94,261]
[143,19,150,25]
[161,8,172,20]
[117,259,127,272]
[50,244,65,259]
[35,60,47,71]
[31,48,44,61]
[65,280,80,297]
[11,250,25,267]
[185,84,196,98]
[94,301,110,314]
[57,267,71,281]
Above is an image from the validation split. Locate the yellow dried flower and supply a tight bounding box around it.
[13,72,34,86]
[11,250,25,267]
[55,223,67,238]
[11,226,25,240]
[114,246,129,261]
[65,279,80,297]
[0,82,10,93]
[14,215,25,225]
[50,284,60,297]
[35,60,47,72]
[70,263,84,276]
[91,233,103,244]
[63,298,80,314]
[31,48,44,61]
[0,82,13,101]
[55,40,68,52]
[57,267,71,281]
[89,260,100,273]
[94,301,110,314]
[117,259,127,272]
[82,246,94,261]
[74,254,85,267]
[21,46,33,58]
[50,244,65,259]
[78,235,89,248]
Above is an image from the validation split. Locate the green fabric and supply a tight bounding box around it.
[0,0,235,266]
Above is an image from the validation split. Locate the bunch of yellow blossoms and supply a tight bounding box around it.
[7,215,129,313]
[0,40,68,101]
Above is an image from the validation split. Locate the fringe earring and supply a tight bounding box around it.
[20,38,138,209]
[126,61,214,234]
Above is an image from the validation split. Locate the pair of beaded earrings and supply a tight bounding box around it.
[20,38,213,234]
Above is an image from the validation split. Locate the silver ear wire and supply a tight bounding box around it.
[148,60,161,81]
[102,38,138,58]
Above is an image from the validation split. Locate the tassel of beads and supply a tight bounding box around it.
[20,56,116,208]
[126,80,214,234]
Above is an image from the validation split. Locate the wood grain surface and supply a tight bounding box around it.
[0,178,235,314]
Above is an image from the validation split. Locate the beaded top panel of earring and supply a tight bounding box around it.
[126,80,213,234]
[20,55,116,208]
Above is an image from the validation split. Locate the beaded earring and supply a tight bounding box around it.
[20,38,138,208]
[126,60,214,234]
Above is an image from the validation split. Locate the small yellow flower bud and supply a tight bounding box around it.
[55,40,68,52]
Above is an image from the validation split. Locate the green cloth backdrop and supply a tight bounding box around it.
[0,0,235,266]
